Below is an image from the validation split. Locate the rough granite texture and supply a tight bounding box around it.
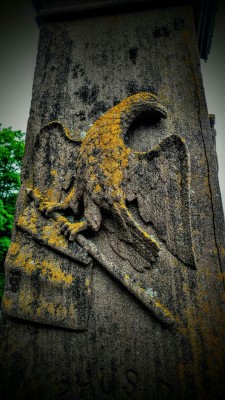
[0,4,225,400]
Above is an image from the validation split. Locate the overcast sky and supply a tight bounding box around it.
[0,0,224,214]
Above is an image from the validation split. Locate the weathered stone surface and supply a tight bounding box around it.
[32,0,217,60]
[0,3,225,399]
[2,122,93,329]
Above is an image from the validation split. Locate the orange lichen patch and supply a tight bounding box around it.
[55,304,67,319]
[8,242,20,256]
[42,225,54,238]
[11,244,73,285]
[63,185,76,203]
[40,260,73,285]
[42,225,67,248]
[94,184,101,193]
[36,296,56,317]
[2,297,13,312]
[14,247,36,274]
[128,208,159,248]
[79,95,157,203]
[154,300,178,321]
[176,171,182,188]
[50,169,57,177]
[45,187,58,199]
[17,205,70,252]
[89,155,96,164]
[69,303,76,319]
[90,172,97,182]
[32,187,42,199]
[41,302,55,316]
[64,126,73,140]
[57,215,69,225]
[35,295,75,320]
[85,278,90,287]
[18,212,38,235]
[18,288,33,314]
[65,220,87,235]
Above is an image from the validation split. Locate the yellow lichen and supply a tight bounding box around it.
[8,242,20,256]
[36,296,56,317]
[45,187,58,199]
[63,220,86,235]
[51,169,57,177]
[155,300,178,321]
[32,187,42,199]
[69,303,76,319]
[89,156,96,164]
[139,224,159,248]
[80,93,138,203]
[55,304,67,319]
[2,297,13,312]
[64,185,76,203]
[41,260,73,285]
[18,288,33,314]
[42,225,67,248]
[18,212,38,234]
[12,245,73,285]
[14,249,36,274]
[64,126,72,139]
[93,184,101,193]
[25,94,161,260]
[35,294,74,320]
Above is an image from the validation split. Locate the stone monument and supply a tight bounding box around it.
[1,1,225,399]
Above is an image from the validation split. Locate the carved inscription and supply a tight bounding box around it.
[55,367,140,399]
[54,367,173,399]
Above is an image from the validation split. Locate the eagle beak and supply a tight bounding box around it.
[153,103,167,119]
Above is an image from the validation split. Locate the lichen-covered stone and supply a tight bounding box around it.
[0,3,225,400]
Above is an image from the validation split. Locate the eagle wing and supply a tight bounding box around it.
[126,134,195,268]
[33,121,81,202]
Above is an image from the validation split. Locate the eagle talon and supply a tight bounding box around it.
[60,220,88,241]
[39,202,59,217]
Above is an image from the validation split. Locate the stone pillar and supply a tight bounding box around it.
[1,1,225,399]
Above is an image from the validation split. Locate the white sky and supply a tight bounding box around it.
[0,0,224,215]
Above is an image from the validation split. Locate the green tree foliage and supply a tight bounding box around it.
[0,125,25,299]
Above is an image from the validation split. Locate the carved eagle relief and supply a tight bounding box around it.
[29,92,194,269]
[12,92,195,327]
